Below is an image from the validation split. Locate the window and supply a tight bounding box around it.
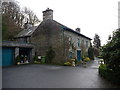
[82,39,84,45]
[69,36,72,45]
[78,38,80,47]
[86,41,88,48]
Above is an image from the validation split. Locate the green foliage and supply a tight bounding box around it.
[46,47,55,64]
[16,56,20,62]
[33,56,38,61]
[99,64,120,85]
[75,59,78,64]
[34,61,40,64]
[101,29,120,71]
[41,56,46,64]
[64,62,72,66]
[97,56,102,59]
[84,57,90,62]
[88,44,94,60]
[100,29,120,85]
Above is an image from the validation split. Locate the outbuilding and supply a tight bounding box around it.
[1,41,34,66]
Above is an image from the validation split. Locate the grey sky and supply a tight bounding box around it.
[17,0,119,45]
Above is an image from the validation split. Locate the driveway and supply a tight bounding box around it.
[2,60,119,88]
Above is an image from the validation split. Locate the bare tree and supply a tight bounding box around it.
[2,0,40,40]
[23,7,40,26]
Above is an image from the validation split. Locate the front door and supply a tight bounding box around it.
[77,50,81,61]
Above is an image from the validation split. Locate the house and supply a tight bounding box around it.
[1,8,92,66]
[31,8,92,64]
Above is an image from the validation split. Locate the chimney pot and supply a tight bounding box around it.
[76,28,80,33]
[42,8,53,20]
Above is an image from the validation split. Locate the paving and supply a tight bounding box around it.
[2,60,119,88]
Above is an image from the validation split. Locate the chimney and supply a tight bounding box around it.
[42,8,53,20]
[75,28,80,33]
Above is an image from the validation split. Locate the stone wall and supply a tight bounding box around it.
[31,20,67,64]
[64,30,91,57]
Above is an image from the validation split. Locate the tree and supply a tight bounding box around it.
[2,1,22,40]
[88,43,94,60]
[93,34,101,57]
[2,0,40,40]
[101,29,120,71]
[93,34,101,48]
[22,7,40,26]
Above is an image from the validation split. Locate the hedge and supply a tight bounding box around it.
[99,64,120,85]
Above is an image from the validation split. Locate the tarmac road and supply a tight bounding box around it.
[2,60,119,88]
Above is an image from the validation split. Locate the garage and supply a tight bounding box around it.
[2,47,15,66]
[2,41,34,67]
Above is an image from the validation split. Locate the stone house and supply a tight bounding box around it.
[31,8,92,64]
[1,8,92,66]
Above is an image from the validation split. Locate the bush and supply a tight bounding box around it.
[33,56,38,61]
[41,56,46,64]
[84,57,90,62]
[99,64,120,85]
[64,62,72,66]
[16,56,20,62]
[97,56,102,59]
[101,29,120,71]
[88,43,94,60]
[71,59,75,62]
[34,61,40,64]
[75,59,78,64]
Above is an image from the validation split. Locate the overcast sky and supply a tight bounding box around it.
[17,0,119,45]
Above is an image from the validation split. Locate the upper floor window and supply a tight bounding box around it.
[86,41,88,48]
[82,39,84,45]
[78,38,80,47]
[69,36,72,45]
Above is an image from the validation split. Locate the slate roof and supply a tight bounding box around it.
[53,20,92,40]
[17,19,92,40]
[16,26,37,38]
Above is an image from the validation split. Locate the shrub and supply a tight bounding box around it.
[88,43,94,60]
[33,56,38,61]
[71,59,75,62]
[64,62,72,66]
[84,57,90,62]
[41,56,46,64]
[97,56,102,59]
[99,64,120,85]
[75,59,78,64]
[16,56,20,62]
[34,61,40,64]
[101,29,120,71]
